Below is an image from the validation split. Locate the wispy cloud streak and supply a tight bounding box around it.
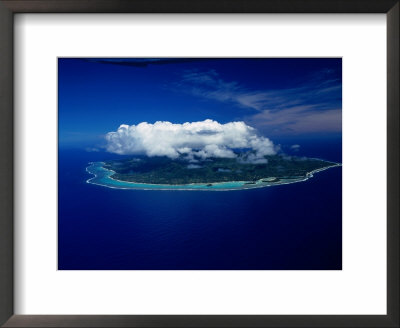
[175,68,342,135]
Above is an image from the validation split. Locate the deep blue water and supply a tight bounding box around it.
[58,139,342,270]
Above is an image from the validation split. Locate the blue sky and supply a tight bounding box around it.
[58,58,342,149]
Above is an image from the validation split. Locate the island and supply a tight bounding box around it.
[85,154,340,190]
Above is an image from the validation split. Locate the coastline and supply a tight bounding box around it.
[85,160,341,191]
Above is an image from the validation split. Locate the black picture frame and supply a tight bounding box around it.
[0,1,398,327]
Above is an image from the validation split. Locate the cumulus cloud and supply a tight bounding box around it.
[105,119,276,163]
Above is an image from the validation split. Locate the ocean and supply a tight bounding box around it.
[58,138,342,270]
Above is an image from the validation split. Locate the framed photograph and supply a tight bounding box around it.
[58,57,343,271]
[0,1,398,327]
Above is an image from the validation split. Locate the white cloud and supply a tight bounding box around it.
[187,164,202,169]
[105,119,276,162]
[85,147,100,152]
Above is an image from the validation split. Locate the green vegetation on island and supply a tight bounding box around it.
[102,154,338,185]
